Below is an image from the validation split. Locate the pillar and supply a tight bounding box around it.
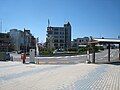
[92,44,95,63]
[119,44,120,60]
[108,44,110,62]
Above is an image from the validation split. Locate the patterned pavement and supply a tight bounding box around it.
[0,61,120,90]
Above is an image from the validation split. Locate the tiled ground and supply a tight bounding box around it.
[0,61,120,90]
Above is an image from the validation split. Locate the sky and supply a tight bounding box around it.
[0,0,120,42]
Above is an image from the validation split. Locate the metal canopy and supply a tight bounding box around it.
[88,38,120,63]
[89,38,120,44]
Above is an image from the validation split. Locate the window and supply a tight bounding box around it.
[60,36,64,38]
[54,36,58,38]
[54,39,58,42]
[60,40,64,43]
[48,32,53,34]
[54,44,58,46]
[54,32,58,34]
[54,28,58,31]
[60,32,64,34]
[60,44,63,46]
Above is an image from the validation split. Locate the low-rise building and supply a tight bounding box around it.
[72,37,89,48]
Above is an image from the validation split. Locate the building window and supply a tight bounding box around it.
[60,32,64,34]
[54,39,58,42]
[54,32,58,34]
[60,44,63,46]
[48,31,53,34]
[60,36,64,38]
[60,40,64,43]
[54,29,58,31]
[54,36,58,38]
[54,44,58,46]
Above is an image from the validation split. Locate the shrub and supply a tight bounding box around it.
[68,48,77,52]
[78,47,87,54]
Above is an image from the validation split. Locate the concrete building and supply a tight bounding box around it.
[72,37,89,48]
[46,22,71,50]
[9,29,24,51]
[0,33,12,52]
[8,28,36,52]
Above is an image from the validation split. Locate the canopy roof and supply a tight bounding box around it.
[89,38,120,44]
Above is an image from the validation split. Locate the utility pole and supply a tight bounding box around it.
[0,19,2,33]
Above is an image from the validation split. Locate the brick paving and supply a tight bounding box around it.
[0,61,120,90]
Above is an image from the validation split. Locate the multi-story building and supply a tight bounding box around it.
[9,29,24,51]
[46,22,71,50]
[0,33,12,52]
[8,28,36,52]
[72,37,89,48]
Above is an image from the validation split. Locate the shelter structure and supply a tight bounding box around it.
[88,38,120,63]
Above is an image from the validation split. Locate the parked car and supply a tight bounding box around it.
[0,52,11,61]
[5,53,10,60]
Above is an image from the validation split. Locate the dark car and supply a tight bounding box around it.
[0,52,11,61]
[5,53,10,60]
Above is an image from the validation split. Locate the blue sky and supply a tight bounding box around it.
[0,0,120,42]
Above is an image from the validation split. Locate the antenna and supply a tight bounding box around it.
[48,19,50,27]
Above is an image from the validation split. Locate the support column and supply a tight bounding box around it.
[119,44,120,60]
[108,44,110,62]
[92,44,95,63]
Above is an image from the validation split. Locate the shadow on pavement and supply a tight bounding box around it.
[95,60,120,65]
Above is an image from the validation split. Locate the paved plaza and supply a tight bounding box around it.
[0,61,120,90]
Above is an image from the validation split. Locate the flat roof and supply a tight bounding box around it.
[89,38,120,44]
